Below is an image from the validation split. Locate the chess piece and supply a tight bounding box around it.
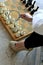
[25,0,33,8]
[30,6,39,15]
[15,31,21,37]
[29,0,33,5]
[11,27,18,33]
[22,0,26,4]
[20,0,23,1]
[25,0,30,7]
[28,1,36,11]
[31,1,36,8]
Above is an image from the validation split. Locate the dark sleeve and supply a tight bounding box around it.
[24,32,43,49]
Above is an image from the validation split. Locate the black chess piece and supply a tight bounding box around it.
[34,6,39,11]
[28,6,32,11]
[22,0,26,4]
[20,0,23,1]
[25,0,33,8]
[28,1,36,11]
[25,0,30,7]
[29,0,33,5]
[31,1,36,8]
[30,6,39,15]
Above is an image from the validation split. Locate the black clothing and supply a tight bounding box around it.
[24,32,43,49]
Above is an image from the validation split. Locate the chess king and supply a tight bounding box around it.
[9,0,43,52]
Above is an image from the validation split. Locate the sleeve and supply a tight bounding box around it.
[24,32,43,49]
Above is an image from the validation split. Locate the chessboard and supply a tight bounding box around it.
[0,0,39,40]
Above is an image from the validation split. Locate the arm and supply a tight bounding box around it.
[24,32,43,49]
[9,32,43,52]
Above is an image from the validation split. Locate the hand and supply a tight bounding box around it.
[20,14,32,22]
[9,41,26,52]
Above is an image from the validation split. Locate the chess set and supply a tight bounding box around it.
[20,0,39,15]
[0,0,39,40]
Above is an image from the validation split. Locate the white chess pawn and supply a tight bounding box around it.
[15,31,21,37]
